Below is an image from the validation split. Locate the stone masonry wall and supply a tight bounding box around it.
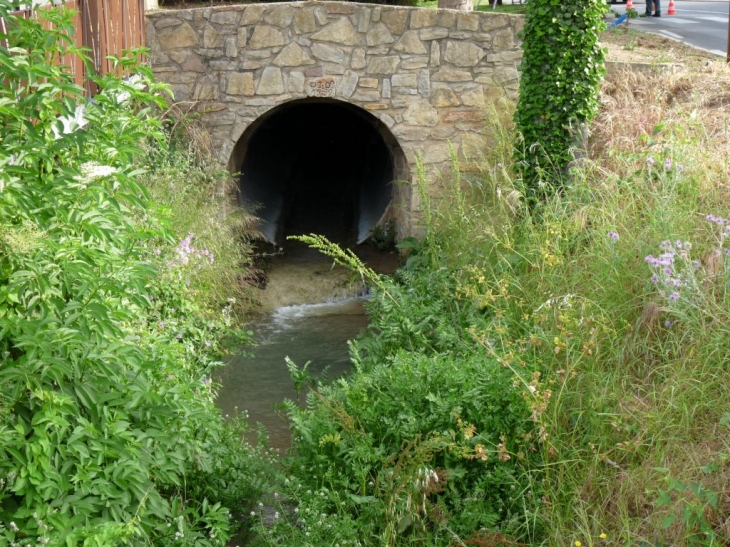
[146,1,523,235]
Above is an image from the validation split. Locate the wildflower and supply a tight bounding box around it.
[599,533,607,540]
[575,542,582,547]
[664,158,672,171]
[646,156,655,165]
[664,320,671,328]
[608,231,619,241]
[9,522,19,532]
[678,164,684,172]
[669,292,680,301]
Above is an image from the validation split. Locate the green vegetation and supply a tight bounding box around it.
[4,1,730,546]
[258,67,730,544]
[0,4,272,544]
[514,0,606,199]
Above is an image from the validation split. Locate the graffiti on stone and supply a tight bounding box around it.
[307,77,336,97]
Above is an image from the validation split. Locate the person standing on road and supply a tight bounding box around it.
[645,0,661,17]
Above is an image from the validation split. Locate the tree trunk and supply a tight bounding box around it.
[437,0,473,11]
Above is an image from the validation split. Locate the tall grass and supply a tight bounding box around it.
[137,110,262,312]
[421,63,730,545]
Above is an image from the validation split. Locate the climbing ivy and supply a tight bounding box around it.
[514,0,606,199]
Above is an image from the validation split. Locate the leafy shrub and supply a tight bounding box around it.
[0,3,270,544]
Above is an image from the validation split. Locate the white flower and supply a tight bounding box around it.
[53,105,88,140]
[75,162,118,184]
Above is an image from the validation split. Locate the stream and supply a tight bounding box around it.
[214,243,399,449]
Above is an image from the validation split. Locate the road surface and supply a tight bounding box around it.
[611,1,729,57]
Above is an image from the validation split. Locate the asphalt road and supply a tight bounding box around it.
[611,1,730,57]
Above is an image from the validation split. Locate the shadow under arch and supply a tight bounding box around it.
[228,98,409,246]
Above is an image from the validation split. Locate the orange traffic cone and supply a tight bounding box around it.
[667,0,676,15]
[626,0,634,9]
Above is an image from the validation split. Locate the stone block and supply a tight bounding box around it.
[352,90,381,102]
[243,60,263,70]
[461,87,485,107]
[395,126,431,141]
[444,41,485,68]
[438,11,456,28]
[154,17,183,30]
[449,32,473,40]
[182,54,206,73]
[264,6,295,28]
[325,3,358,14]
[392,73,417,88]
[481,14,509,32]
[338,70,359,99]
[314,7,329,26]
[193,78,219,101]
[371,7,381,22]
[486,50,522,63]
[311,18,360,46]
[210,10,241,25]
[250,25,286,49]
[432,68,472,82]
[273,43,315,67]
[305,67,325,78]
[242,5,265,25]
[288,71,306,93]
[357,8,371,33]
[381,9,408,34]
[382,78,391,98]
[227,72,255,96]
[294,9,317,34]
[257,67,285,95]
[492,29,515,50]
[237,28,248,48]
[402,58,429,70]
[417,69,430,98]
[312,43,349,64]
[225,37,238,58]
[367,56,400,74]
[366,23,395,47]
[419,27,448,41]
[457,13,480,31]
[158,23,199,50]
[430,42,440,67]
[364,103,389,111]
[322,63,347,75]
[409,9,437,29]
[352,48,367,70]
[403,100,438,127]
[392,31,427,55]
[359,78,379,88]
[245,98,278,106]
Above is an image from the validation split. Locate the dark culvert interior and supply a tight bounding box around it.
[233,99,403,246]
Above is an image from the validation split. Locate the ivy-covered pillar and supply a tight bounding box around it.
[514,0,606,199]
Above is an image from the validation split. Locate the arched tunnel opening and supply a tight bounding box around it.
[230,99,407,246]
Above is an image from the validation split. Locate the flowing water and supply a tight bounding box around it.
[215,242,399,449]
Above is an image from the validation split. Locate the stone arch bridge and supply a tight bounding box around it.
[147,1,523,243]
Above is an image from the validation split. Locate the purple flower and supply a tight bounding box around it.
[669,292,680,302]
[651,275,660,283]
[608,231,619,241]
[664,158,672,171]
[678,164,684,173]
[158,321,165,328]
[647,157,655,165]
[664,320,672,328]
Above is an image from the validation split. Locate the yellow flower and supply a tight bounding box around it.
[574,542,582,547]
[599,533,607,540]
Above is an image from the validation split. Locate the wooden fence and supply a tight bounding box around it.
[1,0,146,90]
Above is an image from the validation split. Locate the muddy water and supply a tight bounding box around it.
[215,242,399,449]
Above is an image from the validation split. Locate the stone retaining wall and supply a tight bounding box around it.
[146,1,524,236]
